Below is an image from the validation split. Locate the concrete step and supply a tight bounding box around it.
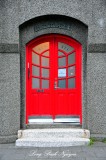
[16,128,90,147]
[16,137,90,147]
[17,129,90,139]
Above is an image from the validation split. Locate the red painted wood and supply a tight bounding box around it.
[26,34,82,124]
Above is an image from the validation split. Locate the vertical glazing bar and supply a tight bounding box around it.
[40,56,42,89]
[66,55,68,88]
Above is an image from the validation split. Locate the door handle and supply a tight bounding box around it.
[54,86,60,89]
[28,62,30,79]
[54,81,60,89]
[28,68,30,79]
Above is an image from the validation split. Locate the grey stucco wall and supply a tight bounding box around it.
[87,52,106,136]
[0,45,20,143]
[0,0,106,44]
[0,0,106,142]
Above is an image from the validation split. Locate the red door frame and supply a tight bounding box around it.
[26,34,82,124]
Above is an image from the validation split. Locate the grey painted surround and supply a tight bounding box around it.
[0,0,106,143]
[20,15,88,129]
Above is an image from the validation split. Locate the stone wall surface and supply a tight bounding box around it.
[0,45,20,143]
[0,0,106,142]
[87,52,106,134]
[0,0,105,44]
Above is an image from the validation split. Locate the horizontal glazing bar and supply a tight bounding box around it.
[58,64,76,69]
[58,76,76,80]
[32,63,50,69]
[32,75,49,80]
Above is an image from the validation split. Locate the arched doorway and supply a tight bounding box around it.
[26,34,82,124]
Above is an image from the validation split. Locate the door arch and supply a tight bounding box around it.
[26,34,82,124]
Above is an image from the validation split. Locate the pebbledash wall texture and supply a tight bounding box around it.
[0,0,106,143]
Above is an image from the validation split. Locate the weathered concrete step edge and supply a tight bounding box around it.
[16,137,90,147]
[18,129,90,139]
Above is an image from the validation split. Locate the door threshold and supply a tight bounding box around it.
[29,120,80,124]
[28,115,80,124]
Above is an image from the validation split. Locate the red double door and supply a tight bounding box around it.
[26,35,82,123]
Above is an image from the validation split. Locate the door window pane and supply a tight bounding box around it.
[58,68,66,78]
[32,78,40,88]
[58,57,66,67]
[42,57,49,67]
[68,53,75,65]
[58,80,66,88]
[32,52,40,65]
[33,42,49,54]
[43,51,49,57]
[59,42,74,53]
[68,78,75,88]
[68,66,75,76]
[32,66,40,76]
[58,51,64,56]
[42,80,49,88]
[42,68,49,78]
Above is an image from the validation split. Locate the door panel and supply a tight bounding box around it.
[31,94,39,114]
[54,38,77,117]
[26,35,82,124]
[38,93,51,114]
[29,40,52,118]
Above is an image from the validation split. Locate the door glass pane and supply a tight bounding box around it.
[42,57,49,67]
[43,51,49,57]
[58,57,66,67]
[68,66,75,76]
[42,80,49,88]
[59,42,74,53]
[33,42,49,54]
[68,52,75,65]
[68,78,75,88]
[32,66,40,76]
[42,68,49,78]
[58,51,64,56]
[58,68,66,78]
[58,80,66,88]
[32,78,40,88]
[32,52,40,65]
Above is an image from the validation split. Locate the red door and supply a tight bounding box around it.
[26,35,82,124]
